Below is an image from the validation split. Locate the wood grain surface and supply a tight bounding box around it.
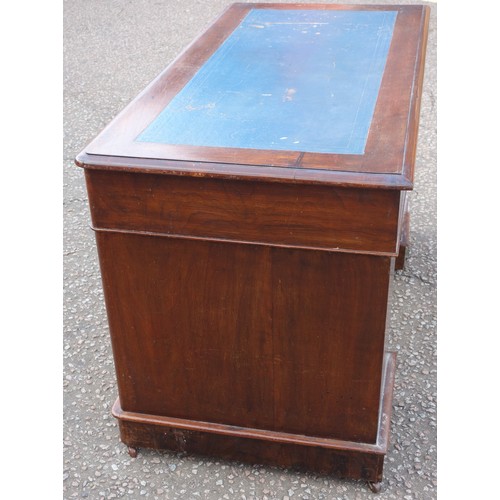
[111,352,396,482]
[85,169,402,255]
[96,231,392,443]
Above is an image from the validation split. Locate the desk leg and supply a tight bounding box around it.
[368,481,382,493]
[127,446,138,458]
[395,210,410,271]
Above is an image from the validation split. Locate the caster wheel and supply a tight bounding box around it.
[368,481,382,493]
[128,446,138,458]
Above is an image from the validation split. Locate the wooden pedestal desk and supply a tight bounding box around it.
[76,3,429,491]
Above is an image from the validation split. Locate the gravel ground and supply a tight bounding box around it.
[63,1,437,498]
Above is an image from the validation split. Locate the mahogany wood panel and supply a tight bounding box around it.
[111,351,396,482]
[271,249,391,443]
[95,232,275,429]
[85,169,401,255]
[96,232,391,443]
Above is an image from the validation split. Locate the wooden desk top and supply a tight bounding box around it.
[76,3,429,190]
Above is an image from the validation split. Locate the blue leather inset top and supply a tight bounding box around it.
[136,9,397,155]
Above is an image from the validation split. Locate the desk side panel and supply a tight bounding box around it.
[272,249,391,443]
[95,231,391,443]
[85,170,400,255]
[95,232,276,429]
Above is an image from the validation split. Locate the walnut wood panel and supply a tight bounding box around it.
[96,232,275,429]
[272,249,391,443]
[85,170,401,255]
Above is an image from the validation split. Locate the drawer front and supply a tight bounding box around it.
[85,169,401,255]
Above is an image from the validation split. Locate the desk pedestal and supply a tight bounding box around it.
[86,170,403,486]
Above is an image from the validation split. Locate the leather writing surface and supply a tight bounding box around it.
[136,9,397,155]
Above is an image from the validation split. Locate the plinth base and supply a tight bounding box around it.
[112,352,396,483]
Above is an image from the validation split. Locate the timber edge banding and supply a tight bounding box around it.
[75,152,415,191]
